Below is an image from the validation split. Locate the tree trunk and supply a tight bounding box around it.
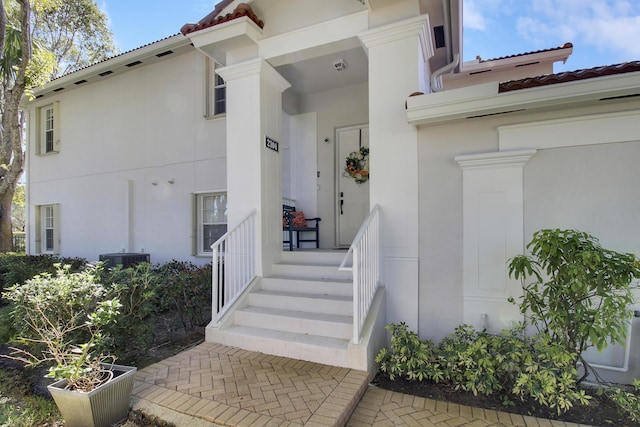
[0,190,13,252]
[0,0,30,252]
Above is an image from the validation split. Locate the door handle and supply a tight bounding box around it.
[340,199,344,215]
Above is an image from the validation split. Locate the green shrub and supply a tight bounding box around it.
[155,261,212,330]
[605,380,640,423]
[0,254,86,305]
[508,229,640,382]
[377,323,590,414]
[375,322,439,381]
[3,264,121,391]
[101,262,160,359]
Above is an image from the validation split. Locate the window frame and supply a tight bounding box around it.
[35,204,60,254]
[204,57,226,118]
[193,192,228,256]
[37,102,59,155]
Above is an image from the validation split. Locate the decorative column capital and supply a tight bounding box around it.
[455,149,537,170]
[358,15,433,60]
[217,58,291,93]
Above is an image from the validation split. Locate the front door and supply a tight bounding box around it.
[336,125,369,246]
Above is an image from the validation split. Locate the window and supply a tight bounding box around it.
[194,193,227,255]
[204,57,226,117]
[36,204,59,253]
[37,102,59,154]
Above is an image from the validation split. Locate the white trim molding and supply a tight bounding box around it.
[456,149,535,333]
[499,111,640,151]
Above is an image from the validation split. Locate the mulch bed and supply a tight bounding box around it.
[372,372,640,427]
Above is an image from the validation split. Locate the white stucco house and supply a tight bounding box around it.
[24,0,640,380]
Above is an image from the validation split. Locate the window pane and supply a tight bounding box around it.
[45,229,54,252]
[214,86,226,115]
[202,194,227,223]
[203,224,227,251]
[43,106,55,153]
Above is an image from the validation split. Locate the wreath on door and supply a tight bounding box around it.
[343,146,369,184]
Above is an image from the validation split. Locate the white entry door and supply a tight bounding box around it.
[337,125,369,246]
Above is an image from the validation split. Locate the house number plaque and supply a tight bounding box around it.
[265,136,279,152]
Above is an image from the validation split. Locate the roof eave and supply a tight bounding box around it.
[28,34,193,101]
[407,71,640,126]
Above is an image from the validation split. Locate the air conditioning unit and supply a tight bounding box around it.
[99,252,150,268]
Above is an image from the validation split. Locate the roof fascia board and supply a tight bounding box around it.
[461,46,573,73]
[31,35,192,97]
[406,72,640,126]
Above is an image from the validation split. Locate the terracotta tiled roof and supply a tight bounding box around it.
[476,42,573,63]
[181,2,264,35]
[499,61,640,92]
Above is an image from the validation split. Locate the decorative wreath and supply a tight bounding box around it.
[343,146,369,184]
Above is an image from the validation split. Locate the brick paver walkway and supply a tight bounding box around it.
[131,342,593,427]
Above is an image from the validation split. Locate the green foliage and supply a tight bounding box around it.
[155,261,213,331]
[0,257,212,373]
[376,323,591,414]
[0,368,62,426]
[32,0,118,78]
[375,323,439,381]
[508,229,640,381]
[604,380,640,423]
[2,264,121,391]
[100,262,159,358]
[0,253,86,303]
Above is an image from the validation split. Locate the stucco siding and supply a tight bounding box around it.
[26,50,227,264]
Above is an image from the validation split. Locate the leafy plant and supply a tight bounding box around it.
[155,261,212,330]
[604,380,640,423]
[377,322,590,414]
[508,229,640,382]
[2,263,121,392]
[375,322,439,381]
[0,254,86,305]
[101,262,159,357]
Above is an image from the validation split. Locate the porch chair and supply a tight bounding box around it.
[283,205,321,251]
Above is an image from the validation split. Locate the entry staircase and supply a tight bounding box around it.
[206,207,385,373]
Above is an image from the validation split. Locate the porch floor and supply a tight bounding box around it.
[131,342,591,427]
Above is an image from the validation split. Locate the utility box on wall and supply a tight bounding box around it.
[99,253,150,268]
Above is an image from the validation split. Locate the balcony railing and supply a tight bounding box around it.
[211,209,257,324]
[339,204,381,344]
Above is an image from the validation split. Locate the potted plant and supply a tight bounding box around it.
[3,264,136,427]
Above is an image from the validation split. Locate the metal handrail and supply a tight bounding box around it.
[339,204,381,344]
[211,209,257,324]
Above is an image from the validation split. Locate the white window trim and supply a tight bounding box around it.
[35,204,60,254]
[36,102,60,155]
[204,57,226,119]
[193,192,227,257]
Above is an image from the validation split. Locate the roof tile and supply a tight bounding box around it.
[498,61,640,92]
[477,42,573,63]
[181,2,264,35]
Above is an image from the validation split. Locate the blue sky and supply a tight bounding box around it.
[101,0,640,73]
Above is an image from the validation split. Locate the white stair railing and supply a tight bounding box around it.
[211,209,257,325]
[339,204,381,344]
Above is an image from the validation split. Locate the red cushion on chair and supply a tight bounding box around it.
[291,211,307,227]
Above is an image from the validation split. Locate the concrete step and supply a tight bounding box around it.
[234,306,353,340]
[207,325,351,368]
[260,276,353,297]
[281,249,350,266]
[248,289,352,316]
[271,262,352,281]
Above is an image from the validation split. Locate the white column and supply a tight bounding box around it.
[217,59,290,275]
[359,16,433,333]
[455,149,536,333]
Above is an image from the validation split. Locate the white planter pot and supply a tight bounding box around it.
[47,364,137,427]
